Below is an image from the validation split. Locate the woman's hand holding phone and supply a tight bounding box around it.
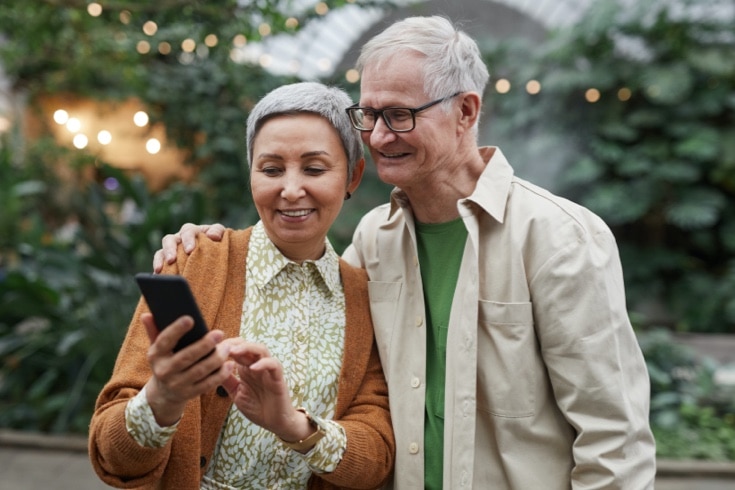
[141,312,236,427]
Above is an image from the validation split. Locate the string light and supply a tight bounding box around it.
[258,24,272,37]
[585,88,601,103]
[232,34,247,47]
[66,118,81,133]
[158,42,172,55]
[73,134,89,149]
[146,138,161,154]
[53,109,69,125]
[181,39,196,53]
[495,79,511,94]
[315,2,329,15]
[345,69,360,83]
[137,41,151,54]
[97,130,112,145]
[143,21,158,36]
[133,111,149,127]
[87,3,102,17]
[526,80,541,95]
[204,34,218,47]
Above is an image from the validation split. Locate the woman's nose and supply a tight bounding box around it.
[280,173,307,201]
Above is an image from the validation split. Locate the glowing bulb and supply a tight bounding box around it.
[137,41,151,54]
[97,130,112,145]
[53,109,69,125]
[315,2,329,15]
[585,88,601,103]
[495,79,511,94]
[526,80,541,95]
[345,69,360,83]
[181,38,196,53]
[143,21,158,36]
[232,34,247,47]
[133,111,149,127]
[73,134,88,149]
[146,138,161,154]
[87,3,102,17]
[204,34,218,47]
[66,117,81,133]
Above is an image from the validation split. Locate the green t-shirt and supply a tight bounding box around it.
[415,217,468,490]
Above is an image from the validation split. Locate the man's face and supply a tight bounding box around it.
[358,52,460,192]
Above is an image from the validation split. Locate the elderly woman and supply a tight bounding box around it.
[88,82,394,489]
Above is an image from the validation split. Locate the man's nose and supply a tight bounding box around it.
[369,115,398,146]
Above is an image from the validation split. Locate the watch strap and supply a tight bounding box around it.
[277,407,326,452]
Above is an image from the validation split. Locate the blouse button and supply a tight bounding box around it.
[409,442,419,454]
[216,386,228,397]
[411,377,420,388]
[200,456,207,468]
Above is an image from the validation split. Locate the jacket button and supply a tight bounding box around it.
[200,456,207,468]
[216,385,228,397]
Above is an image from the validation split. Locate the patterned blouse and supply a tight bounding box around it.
[125,221,347,489]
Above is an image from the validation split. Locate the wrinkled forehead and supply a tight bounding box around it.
[359,55,428,106]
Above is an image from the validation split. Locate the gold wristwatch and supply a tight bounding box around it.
[277,407,326,452]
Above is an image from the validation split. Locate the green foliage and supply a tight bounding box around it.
[486,0,735,332]
[0,0,390,434]
[0,131,213,432]
[639,328,735,460]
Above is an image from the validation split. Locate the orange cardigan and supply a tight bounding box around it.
[89,228,394,489]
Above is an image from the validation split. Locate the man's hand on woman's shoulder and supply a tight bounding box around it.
[153,223,226,273]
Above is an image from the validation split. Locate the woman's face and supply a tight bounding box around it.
[250,113,363,263]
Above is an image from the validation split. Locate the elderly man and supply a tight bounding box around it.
[156,15,656,489]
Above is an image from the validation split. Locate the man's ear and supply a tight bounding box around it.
[457,92,482,132]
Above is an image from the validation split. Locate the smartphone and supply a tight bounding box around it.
[134,273,209,352]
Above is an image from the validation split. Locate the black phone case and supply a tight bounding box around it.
[134,273,209,352]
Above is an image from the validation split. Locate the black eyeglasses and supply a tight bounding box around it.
[346,92,461,132]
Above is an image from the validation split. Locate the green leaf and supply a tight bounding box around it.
[665,189,726,229]
[640,63,695,105]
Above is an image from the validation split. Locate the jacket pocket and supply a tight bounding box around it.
[476,300,536,417]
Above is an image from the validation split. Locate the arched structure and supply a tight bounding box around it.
[244,0,597,81]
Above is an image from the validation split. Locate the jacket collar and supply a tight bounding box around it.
[387,146,514,224]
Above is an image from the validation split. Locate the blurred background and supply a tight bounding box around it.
[1,0,734,469]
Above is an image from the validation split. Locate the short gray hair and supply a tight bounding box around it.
[357,16,489,101]
[246,82,363,181]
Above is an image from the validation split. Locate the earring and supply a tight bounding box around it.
[344,192,352,200]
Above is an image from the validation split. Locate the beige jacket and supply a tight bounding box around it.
[343,147,656,489]
[89,228,394,490]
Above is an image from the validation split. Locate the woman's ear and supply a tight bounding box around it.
[347,158,365,195]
